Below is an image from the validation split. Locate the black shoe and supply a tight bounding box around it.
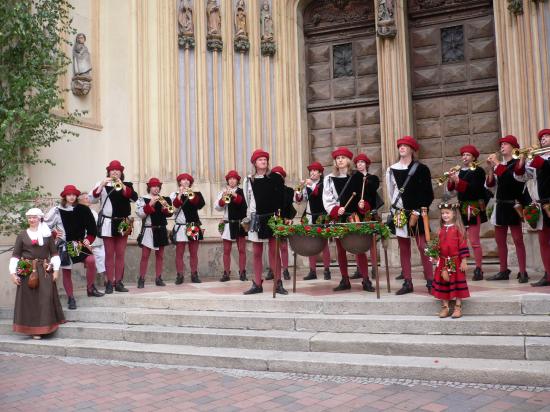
[362,278,375,292]
[265,269,274,281]
[350,270,362,280]
[191,272,201,283]
[283,269,291,281]
[105,281,113,294]
[323,268,331,280]
[472,267,483,281]
[518,272,529,284]
[239,270,248,281]
[155,277,166,287]
[276,280,289,295]
[68,296,77,310]
[396,280,414,295]
[243,281,263,295]
[115,281,129,292]
[220,271,230,282]
[531,273,550,287]
[137,277,145,289]
[395,271,404,280]
[487,269,511,281]
[87,285,105,297]
[303,270,317,281]
[333,278,351,291]
[426,279,433,294]
[175,273,184,285]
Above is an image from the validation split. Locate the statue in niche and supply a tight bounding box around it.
[260,0,276,57]
[178,0,195,49]
[234,0,250,53]
[376,0,397,39]
[71,33,92,96]
[206,0,221,36]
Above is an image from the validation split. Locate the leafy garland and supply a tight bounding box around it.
[268,216,391,240]
[523,203,540,229]
[424,236,440,260]
[16,260,33,277]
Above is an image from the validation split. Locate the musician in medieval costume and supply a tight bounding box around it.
[295,161,331,281]
[90,160,138,293]
[446,145,489,281]
[243,149,288,295]
[385,136,434,295]
[485,135,529,283]
[323,147,375,293]
[136,178,173,288]
[214,170,248,282]
[514,129,550,287]
[45,185,103,310]
[10,208,65,339]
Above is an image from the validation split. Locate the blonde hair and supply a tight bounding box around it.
[439,207,466,240]
[332,157,355,176]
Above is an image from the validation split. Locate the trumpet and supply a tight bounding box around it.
[468,161,480,170]
[435,165,461,186]
[512,145,550,160]
[155,195,175,213]
[112,178,124,191]
[181,188,195,200]
[294,181,305,194]
[222,188,234,204]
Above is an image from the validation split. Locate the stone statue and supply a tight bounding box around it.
[178,0,194,36]
[235,0,248,37]
[260,1,274,42]
[206,0,221,36]
[376,0,397,39]
[71,33,92,96]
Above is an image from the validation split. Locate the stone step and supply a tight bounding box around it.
[0,335,548,386]
[1,320,546,360]
[56,292,550,316]
[58,307,550,336]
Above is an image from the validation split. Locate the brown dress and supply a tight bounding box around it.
[12,232,65,335]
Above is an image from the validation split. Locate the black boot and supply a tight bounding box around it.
[105,280,113,294]
[350,270,362,279]
[396,279,414,295]
[531,273,550,287]
[395,271,404,280]
[362,278,375,292]
[283,269,291,281]
[472,267,483,281]
[155,276,166,287]
[87,285,104,297]
[68,296,77,310]
[303,270,317,281]
[220,271,230,282]
[137,277,145,289]
[487,269,511,281]
[243,281,263,295]
[114,281,129,292]
[323,267,331,280]
[276,279,288,295]
[265,268,274,281]
[191,272,201,283]
[426,279,433,294]
[239,270,248,281]
[175,273,184,285]
[333,277,351,291]
[518,272,529,284]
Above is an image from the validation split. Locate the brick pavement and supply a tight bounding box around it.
[1,353,549,412]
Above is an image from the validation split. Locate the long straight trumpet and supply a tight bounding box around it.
[513,146,550,160]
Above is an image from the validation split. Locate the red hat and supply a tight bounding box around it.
[460,145,480,159]
[146,177,162,187]
[271,166,287,178]
[396,136,420,152]
[538,129,550,141]
[225,170,241,182]
[176,173,194,186]
[106,160,125,172]
[250,149,270,164]
[60,185,81,198]
[331,147,353,159]
[307,162,324,172]
[498,135,520,149]
[353,153,371,165]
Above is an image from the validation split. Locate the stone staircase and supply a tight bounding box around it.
[0,291,549,386]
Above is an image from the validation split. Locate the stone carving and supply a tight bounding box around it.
[206,0,223,52]
[71,33,92,96]
[260,0,276,56]
[234,0,250,53]
[303,0,374,31]
[178,0,195,49]
[507,0,523,15]
[376,0,396,39]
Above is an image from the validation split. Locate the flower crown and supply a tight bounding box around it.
[438,202,460,210]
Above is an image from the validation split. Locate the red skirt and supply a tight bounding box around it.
[432,257,470,300]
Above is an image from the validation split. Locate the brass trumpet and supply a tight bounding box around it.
[435,165,461,186]
[294,181,305,194]
[156,195,175,213]
[182,188,195,200]
[222,189,234,204]
[512,145,550,160]
[468,161,480,170]
[112,178,124,191]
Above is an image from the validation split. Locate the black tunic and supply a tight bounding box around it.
[534,158,550,226]
[282,186,297,220]
[139,197,172,247]
[306,181,326,223]
[251,173,284,239]
[225,188,247,239]
[353,172,380,215]
[493,160,529,226]
[455,167,489,225]
[59,205,97,264]
[99,182,138,237]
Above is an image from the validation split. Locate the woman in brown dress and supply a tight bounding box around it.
[9,208,65,339]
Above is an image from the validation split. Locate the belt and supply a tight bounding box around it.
[496,199,517,205]
[223,219,242,224]
[143,225,166,229]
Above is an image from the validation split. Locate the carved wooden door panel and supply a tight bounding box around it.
[304,0,381,177]
[408,0,500,190]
